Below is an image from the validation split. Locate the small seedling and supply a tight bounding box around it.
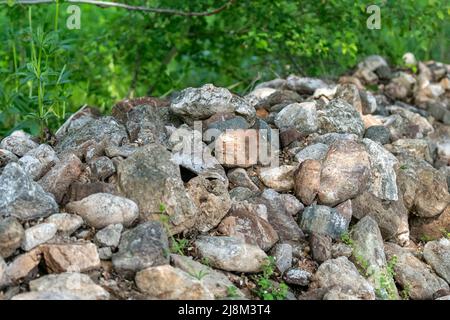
[226,285,240,298]
[340,232,354,246]
[252,256,288,300]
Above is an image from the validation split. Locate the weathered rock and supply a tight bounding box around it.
[387,139,433,164]
[386,106,434,140]
[170,84,256,125]
[66,193,138,229]
[274,102,318,134]
[280,194,304,216]
[38,153,83,203]
[0,130,38,157]
[364,125,391,145]
[350,216,398,299]
[362,138,398,201]
[300,205,350,239]
[410,205,450,242]
[397,155,450,218]
[0,163,58,220]
[0,149,18,168]
[65,181,117,203]
[352,191,410,246]
[317,99,365,137]
[335,84,363,113]
[360,90,378,114]
[271,243,292,274]
[214,129,261,168]
[312,132,359,146]
[286,76,328,94]
[89,156,115,181]
[423,238,450,284]
[0,217,24,258]
[55,116,128,154]
[186,176,231,233]
[171,254,245,299]
[331,243,353,258]
[309,233,332,263]
[245,87,277,107]
[117,143,199,235]
[229,187,258,202]
[194,236,267,273]
[94,224,123,248]
[29,272,109,300]
[309,257,375,300]
[217,207,278,251]
[45,213,84,235]
[318,140,370,206]
[21,223,57,251]
[257,165,296,192]
[385,72,416,100]
[227,168,259,191]
[294,159,321,206]
[0,256,7,286]
[112,221,169,276]
[124,104,168,145]
[283,268,312,286]
[355,55,389,84]
[384,242,449,300]
[54,106,100,141]
[294,143,329,164]
[41,243,101,273]
[104,144,138,158]
[18,144,59,180]
[135,265,214,300]
[5,249,41,282]
[98,247,113,260]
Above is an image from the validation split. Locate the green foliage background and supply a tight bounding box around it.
[0,0,448,137]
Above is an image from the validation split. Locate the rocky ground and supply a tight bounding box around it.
[0,54,449,300]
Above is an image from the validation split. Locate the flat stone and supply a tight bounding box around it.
[364,125,391,145]
[271,243,292,274]
[227,168,259,191]
[0,217,24,258]
[257,165,296,192]
[41,243,101,273]
[294,143,329,164]
[21,223,57,251]
[45,213,84,235]
[94,224,123,248]
[135,265,214,300]
[194,236,267,273]
[5,249,42,282]
[66,193,139,229]
[423,238,450,284]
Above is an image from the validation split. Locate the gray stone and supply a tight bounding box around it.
[11,291,81,300]
[300,204,350,239]
[229,187,257,202]
[117,143,199,235]
[94,224,123,248]
[227,168,259,191]
[384,242,449,300]
[271,243,292,274]
[98,247,112,260]
[294,143,329,164]
[423,238,450,284]
[89,156,115,181]
[0,130,39,157]
[21,223,57,251]
[112,221,169,276]
[331,243,353,258]
[45,213,84,235]
[104,144,138,158]
[317,99,365,137]
[274,102,318,134]
[280,194,304,216]
[309,233,332,263]
[257,165,296,192]
[0,163,58,220]
[364,126,390,145]
[18,144,59,180]
[0,149,18,168]
[194,236,267,273]
[312,132,359,146]
[283,268,312,286]
[0,217,24,258]
[286,75,328,94]
[66,193,139,229]
[125,104,168,145]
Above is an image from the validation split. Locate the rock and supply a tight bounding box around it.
[0,130,39,157]
[386,105,434,139]
[217,207,279,251]
[312,132,359,145]
[169,125,226,181]
[360,90,378,114]
[66,193,139,229]
[229,187,257,202]
[45,213,84,235]
[117,143,198,235]
[185,176,231,233]
[55,106,100,140]
[355,55,389,83]
[362,138,399,201]
[259,189,305,241]
[352,191,410,246]
[309,233,332,263]
[55,116,128,154]
[255,78,287,90]
[274,102,318,134]
[135,265,213,300]
[104,144,138,158]
[0,163,58,220]
[245,87,277,107]
[335,84,363,113]
[283,268,312,286]
[18,144,59,180]
[65,181,118,203]
[294,143,329,164]
[271,243,292,274]
[206,115,250,132]
[41,243,101,273]
[397,155,450,218]
[0,149,18,168]
[317,99,365,137]
[98,247,112,260]
[410,205,450,242]
[94,224,123,248]
[384,243,449,300]
[112,221,169,276]
[286,76,328,94]
[194,236,267,273]
[29,272,109,300]
[38,153,83,203]
[423,238,450,283]
[0,217,24,258]
[257,165,296,192]
[385,72,416,100]
[214,129,260,168]
[124,104,168,145]
[5,249,42,282]
[294,159,321,206]
[331,243,353,258]
[318,140,370,206]
[280,194,304,216]
[309,257,376,300]
[21,223,57,251]
[299,204,350,239]
[387,139,433,164]
[364,125,390,145]
[0,256,7,286]
[170,84,256,125]
[11,291,81,300]
[350,216,398,299]
[227,168,259,191]
[171,254,245,299]
[89,156,115,181]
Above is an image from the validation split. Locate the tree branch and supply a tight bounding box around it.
[1,0,236,16]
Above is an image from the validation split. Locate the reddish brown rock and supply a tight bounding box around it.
[410,205,450,242]
[5,249,42,282]
[64,181,117,204]
[294,159,321,206]
[41,243,101,273]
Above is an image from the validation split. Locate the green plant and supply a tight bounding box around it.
[376,255,398,300]
[226,285,240,298]
[253,256,288,300]
[400,283,411,300]
[420,234,433,243]
[439,228,450,239]
[158,203,189,256]
[400,164,409,170]
[191,269,209,281]
[340,232,354,246]
[353,253,370,276]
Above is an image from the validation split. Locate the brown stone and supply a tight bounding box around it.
[112,97,169,123]
[6,249,42,282]
[294,159,321,206]
[41,243,101,273]
[410,205,450,242]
